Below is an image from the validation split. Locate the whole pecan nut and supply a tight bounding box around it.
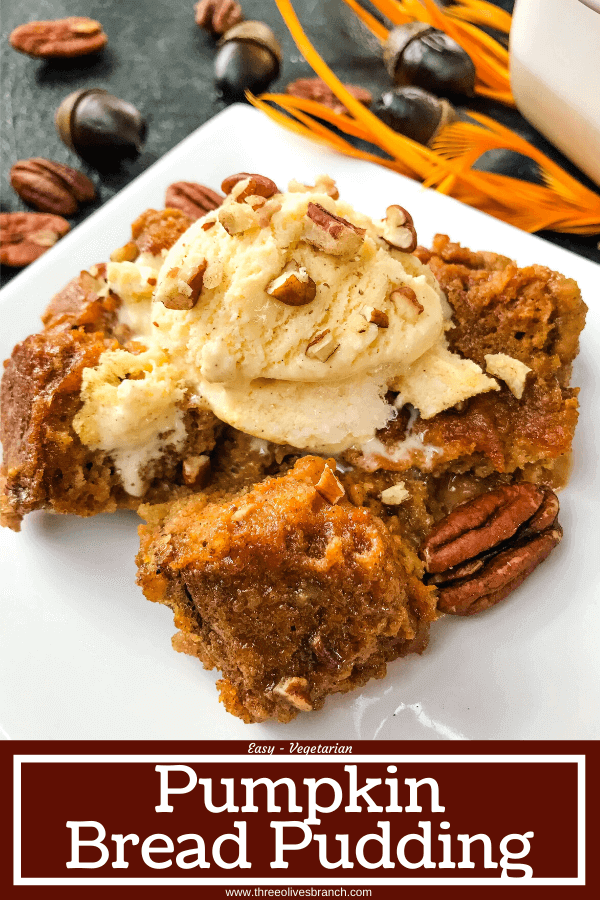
[10,158,96,216]
[9,17,107,59]
[195,0,244,36]
[0,212,70,267]
[286,76,372,116]
[165,182,224,220]
[421,484,562,615]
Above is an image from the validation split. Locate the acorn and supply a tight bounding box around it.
[214,21,281,102]
[384,23,476,97]
[55,89,147,164]
[373,86,461,146]
[472,149,544,185]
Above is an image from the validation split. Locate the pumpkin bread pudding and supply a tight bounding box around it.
[0,174,586,721]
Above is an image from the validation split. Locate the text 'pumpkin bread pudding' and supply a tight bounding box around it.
[0,173,587,722]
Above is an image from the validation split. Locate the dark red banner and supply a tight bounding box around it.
[1,740,596,897]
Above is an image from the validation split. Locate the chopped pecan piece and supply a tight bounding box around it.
[380,482,409,505]
[217,202,256,235]
[305,329,339,362]
[221,173,279,201]
[289,174,340,199]
[421,484,562,615]
[182,454,210,486]
[303,202,365,256]
[390,285,424,322]
[187,263,208,305]
[364,307,389,328]
[267,266,316,306]
[381,205,417,252]
[315,463,345,505]
[161,261,207,310]
[256,198,282,227]
[273,676,313,711]
[310,634,339,669]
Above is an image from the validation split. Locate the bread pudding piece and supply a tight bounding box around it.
[197,235,586,557]
[351,235,586,481]
[136,456,437,723]
[1,212,586,536]
[0,208,221,531]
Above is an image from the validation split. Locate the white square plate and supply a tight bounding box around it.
[1,105,599,740]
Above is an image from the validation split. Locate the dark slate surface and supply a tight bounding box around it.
[1,0,598,290]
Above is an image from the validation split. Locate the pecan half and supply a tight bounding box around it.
[286,77,372,116]
[221,172,279,201]
[165,181,224,220]
[0,212,70,267]
[421,484,562,615]
[10,158,96,216]
[433,527,563,616]
[9,17,107,58]
[381,205,417,252]
[194,0,243,36]
[303,202,365,256]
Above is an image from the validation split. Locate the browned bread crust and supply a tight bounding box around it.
[136,456,437,723]
[350,235,586,476]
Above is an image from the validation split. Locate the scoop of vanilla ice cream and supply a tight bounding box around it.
[147,179,496,450]
[152,188,446,385]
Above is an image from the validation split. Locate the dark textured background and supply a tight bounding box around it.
[1,0,598,290]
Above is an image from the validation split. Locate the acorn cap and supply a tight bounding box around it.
[55,88,108,151]
[218,20,282,64]
[429,97,459,144]
[383,22,432,79]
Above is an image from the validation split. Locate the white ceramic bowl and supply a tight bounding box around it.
[510,0,600,187]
